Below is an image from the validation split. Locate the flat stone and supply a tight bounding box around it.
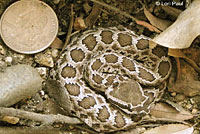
[0,64,42,107]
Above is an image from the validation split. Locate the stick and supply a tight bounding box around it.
[56,4,75,61]
[0,126,72,134]
[85,3,102,28]
[61,4,74,52]
[0,107,81,125]
[90,0,161,32]
[90,0,138,22]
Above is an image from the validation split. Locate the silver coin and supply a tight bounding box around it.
[0,0,58,54]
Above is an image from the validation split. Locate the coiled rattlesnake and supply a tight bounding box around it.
[51,27,172,132]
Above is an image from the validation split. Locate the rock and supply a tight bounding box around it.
[170,92,176,97]
[0,64,42,107]
[51,49,59,58]
[185,103,192,110]
[74,17,87,30]
[1,116,19,124]
[53,0,60,4]
[0,45,6,55]
[12,53,25,61]
[190,98,195,104]
[36,67,48,79]
[192,108,198,114]
[5,56,13,64]
[192,96,200,107]
[34,49,54,67]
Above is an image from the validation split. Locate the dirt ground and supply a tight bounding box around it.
[0,0,200,134]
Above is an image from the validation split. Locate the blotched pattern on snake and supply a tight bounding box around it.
[51,27,172,132]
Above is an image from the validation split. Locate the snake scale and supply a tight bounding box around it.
[51,27,172,132]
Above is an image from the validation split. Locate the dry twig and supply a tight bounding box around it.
[90,0,161,32]
[90,0,137,21]
[0,107,100,134]
[0,107,81,125]
[0,126,72,134]
[73,125,99,134]
[175,57,181,80]
[57,4,75,60]
[85,3,102,28]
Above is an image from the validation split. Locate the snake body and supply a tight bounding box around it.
[51,27,172,132]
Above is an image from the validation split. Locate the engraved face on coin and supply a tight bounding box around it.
[0,0,58,54]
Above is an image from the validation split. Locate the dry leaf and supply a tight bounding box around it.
[168,48,200,73]
[50,37,63,49]
[149,40,157,48]
[144,7,172,31]
[165,100,184,112]
[135,20,161,33]
[153,0,200,48]
[142,124,193,134]
[168,60,200,96]
[161,6,182,18]
[182,47,200,70]
[172,127,193,134]
[150,102,193,121]
[168,48,186,58]
[46,80,73,114]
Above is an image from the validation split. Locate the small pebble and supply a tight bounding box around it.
[185,103,192,109]
[137,127,146,133]
[54,124,62,128]
[81,131,89,134]
[193,130,200,134]
[178,101,184,106]
[170,92,177,97]
[34,50,54,67]
[0,45,5,55]
[1,116,19,124]
[39,90,45,96]
[190,98,195,104]
[13,53,25,61]
[192,108,198,114]
[36,67,48,78]
[5,56,13,64]
[51,49,59,58]
[44,94,48,99]
[69,125,74,130]
[76,0,82,4]
[53,0,60,4]
[74,17,86,30]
